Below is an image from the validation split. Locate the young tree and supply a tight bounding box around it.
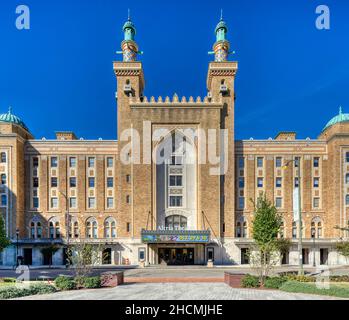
[250,194,283,286]
[336,242,349,263]
[66,241,105,288]
[0,216,10,252]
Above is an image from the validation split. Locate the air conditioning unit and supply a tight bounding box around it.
[220,85,228,94]
[123,84,132,93]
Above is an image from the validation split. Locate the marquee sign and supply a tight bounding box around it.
[141,229,210,244]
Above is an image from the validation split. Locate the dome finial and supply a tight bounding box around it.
[8,106,12,114]
[339,105,343,115]
[220,9,223,21]
[128,8,131,21]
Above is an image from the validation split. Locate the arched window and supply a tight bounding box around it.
[104,217,117,238]
[73,221,79,238]
[292,222,297,239]
[30,220,42,239]
[346,152,349,163]
[311,217,323,239]
[279,221,285,238]
[243,222,248,238]
[49,222,55,239]
[346,174,349,184]
[346,195,349,206]
[86,218,98,239]
[165,215,187,230]
[236,222,241,238]
[48,219,60,239]
[1,174,6,185]
[55,222,60,238]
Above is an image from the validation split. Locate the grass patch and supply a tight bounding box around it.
[280,281,349,299]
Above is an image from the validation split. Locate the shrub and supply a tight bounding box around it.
[83,276,101,289]
[286,275,316,283]
[241,274,260,288]
[1,278,16,283]
[264,277,288,289]
[280,281,349,298]
[330,275,349,282]
[0,284,56,300]
[54,276,76,291]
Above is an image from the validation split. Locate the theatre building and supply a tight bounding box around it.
[0,16,349,267]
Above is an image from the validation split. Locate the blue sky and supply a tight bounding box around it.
[0,0,348,140]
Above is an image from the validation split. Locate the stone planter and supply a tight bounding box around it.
[101,271,124,287]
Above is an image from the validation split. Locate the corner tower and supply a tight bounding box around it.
[207,14,238,240]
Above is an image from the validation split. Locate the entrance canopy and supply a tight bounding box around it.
[141,229,210,244]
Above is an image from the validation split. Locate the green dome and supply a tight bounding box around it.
[0,108,29,131]
[123,19,136,35]
[323,107,349,131]
[215,19,228,33]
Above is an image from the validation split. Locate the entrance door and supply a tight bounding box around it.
[43,251,52,266]
[158,248,194,265]
[320,248,328,265]
[102,248,112,265]
[302,248,309,265]
[23,248,32,266]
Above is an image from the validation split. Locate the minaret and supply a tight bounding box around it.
[121,10,140,62]
[212,11,230,62]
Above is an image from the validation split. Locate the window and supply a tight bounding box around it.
[69,177,76,188]
[346,174,349,184]
[238,177,244,188]
[275,197,282,208]
[107,177,114,188]
[346,152,349,163]
[88,197,95,208]
[275,157,282,168]
[88,157,95,167]
[86,219,98,238]
[313,178,319,188]
[126,195,131,204]
[169,196,183,207]
[165,215,187,230]
[313,198,320,208]
[295,157,300,168]
[69,197,77,208]
[311,218,323,238]
[107,197,114,209]
[30,222,35,239]
[243,222,247,238]
[104,218,116,238]
[37,222,42,239]
[292,222,297,239]
[126,222,131,233]
[257,157,263,168]
[88,177,95,188]
[0,174,6,185]
[257,177,263,188]
[207,247,215,261]
[0,152,6,163]
[346,195,349,206]
[170,155,183,166]
[241,248,249,265]
[69,157,76,167]
[33,157,39,168]
[126,175,131,183]
[73,222,79,238]
[276,177,282,188]
[51,177,58,188]
[138,248,145,261]
[279,222,285,238]
[33,197,39,208]
[313,157,319,168]
[238,157,244,168]
[33,177,39,188]
[238,197,245,209]
[50,157,58,168]
[295,177,299,188]
[107,157,113,168]
[1,195,6,206]
[51,197,58,208]
[169,175,182,186]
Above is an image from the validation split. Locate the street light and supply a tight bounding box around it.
[15,228,19,266]
[283,157,303,275]
[311,227,316,267]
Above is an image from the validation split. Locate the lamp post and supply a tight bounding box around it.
[15,228,19,266]
[283,157,303,275]
[311,228,316,267]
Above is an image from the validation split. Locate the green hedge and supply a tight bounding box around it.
[330,275,349,282]
[280,281,349,298]
[0,284,57,300]
[83,276,101,289]
[241,274,260,288]
[54,276,76,291]
[264,277,288,289]
[286,275,316,283]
